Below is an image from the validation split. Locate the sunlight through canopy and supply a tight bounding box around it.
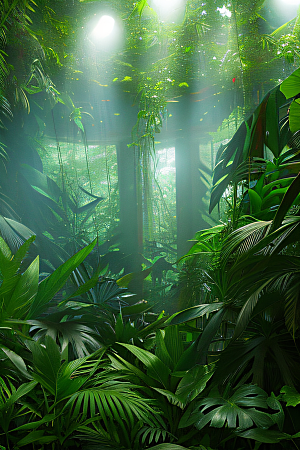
[92,15,115,38]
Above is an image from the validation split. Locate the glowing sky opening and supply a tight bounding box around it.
[92,15,115,39]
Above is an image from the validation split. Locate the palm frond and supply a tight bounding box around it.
[66,381,160,430]
[0,215,35,252]
[29,319,101,358]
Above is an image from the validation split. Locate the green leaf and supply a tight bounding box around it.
[166,303,223,326]
[248,189,262,214]
[196,384,272,431]
[155,329,174,370]
[175,365,213,403]
[1,347,32,379]
[196,308,226,355]
[28,239,96,318]
[265,86,286,157]
[269,171,300,233]
[280,67,300,99]
[164,325,184,367]
[26,336,61,395]
[117,343,171,388]
[237,428,290,443]
[129,0,149,18]
[149,445,189,450]
[288,99,300,133]
[12,414,56,432]
[20,164,62,203]
[17,431,57,447]
[280,385,300,407]
[7,256,39,318]
[0,235,35,279]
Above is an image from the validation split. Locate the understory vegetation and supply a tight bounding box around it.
[1,0,300,449]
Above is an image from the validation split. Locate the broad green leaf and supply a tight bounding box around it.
[6,256,39,318]
[2,381,37,412]
[12,414,56,432]
[164,326,184,367]
[196,308,226,356]
[1,347,32,379]
[197,384,272,431]
[280,67,300,99]
[288,99,300,133]
[0,236,11,273]
[265,86,286,156]
[28,239,96,318]
[237,428,290,443]
[60,263,104,303]
[17,431,57,447]
[129,0,149,18]
[254,174,265,196]
[175,365,213,403]
[262,177,294,197]
[20,164,62,203]
[248,189,262,214]
[26,336,61,395]
[166,303,223,326]
[155,329,173,370]
[174,334,203,371]
[117,267,152,288]
[280,385,300,407]
[117,343,171,388]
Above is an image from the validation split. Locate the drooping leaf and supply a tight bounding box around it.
[166,303,223,326]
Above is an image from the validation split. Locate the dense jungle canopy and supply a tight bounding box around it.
[0,1,300,449]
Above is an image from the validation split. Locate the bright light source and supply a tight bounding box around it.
[283,0,300,4]
[92,15,115,39]
[217,5,232,18]
[151,0,185,22]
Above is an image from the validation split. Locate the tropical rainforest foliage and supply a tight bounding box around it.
[1,0,300,449]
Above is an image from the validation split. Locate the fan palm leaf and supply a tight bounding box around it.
[29,318,101,358]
